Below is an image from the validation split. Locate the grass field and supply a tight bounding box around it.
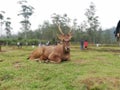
[0,45,120,90]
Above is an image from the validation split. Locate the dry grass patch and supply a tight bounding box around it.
[80,77,120,90]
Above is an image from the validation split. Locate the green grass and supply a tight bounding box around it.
[0,45,120,90]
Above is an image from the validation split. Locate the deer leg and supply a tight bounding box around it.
[39,56,48,63]
[48,54,62,63]
[55,58,61,63]
[50,58,61,64]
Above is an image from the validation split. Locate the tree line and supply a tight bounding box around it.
[17,2,116,44]
[0,1,116,49]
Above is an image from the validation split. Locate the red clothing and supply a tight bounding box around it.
[84,41,88,48]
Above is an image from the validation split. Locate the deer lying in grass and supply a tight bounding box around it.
[28,24,72,63]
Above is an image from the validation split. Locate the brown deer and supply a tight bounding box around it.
[28,24,72,63]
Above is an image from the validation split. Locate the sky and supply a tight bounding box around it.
[0,0,120,34]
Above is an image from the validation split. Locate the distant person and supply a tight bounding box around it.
[38,42,41,47]
[46,41,50,46]
[17,42,20,48]
[32,43,35,48]
[19,42,22,48]
[96,42,99,47]
[80,39,84,50]
[84,40,88,49]
[114,20,120,38]
[17,42,22,48]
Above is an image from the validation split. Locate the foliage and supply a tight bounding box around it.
[84,2,102,43]
[0,11,5,51]
[0,38,42,46]
[51,13,72,34]
[5,17,12,38]
[0,11,5,37]
[18,0,34,39]
[0,2,117,44]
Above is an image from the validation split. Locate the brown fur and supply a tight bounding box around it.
[48,43,70,63]
[28,46,55,61]
[28,24,72,63]
[28,40,71,63]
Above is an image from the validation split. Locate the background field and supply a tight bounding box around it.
[0,45,120,90]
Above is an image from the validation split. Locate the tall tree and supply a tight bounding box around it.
[51,13,71,34]
[18,0,34,40]
[0,11,5,51]
[76,21,88,42]
[84,2,102,43]
[0,11,5,37]
[5,17,12,38]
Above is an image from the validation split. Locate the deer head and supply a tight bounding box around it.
[57,24,72,52]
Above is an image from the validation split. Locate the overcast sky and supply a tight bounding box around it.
[0,0,120,34]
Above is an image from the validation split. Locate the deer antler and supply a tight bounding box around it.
[57,24,64,35]
[69,27,72,34]
[67,24,72,35]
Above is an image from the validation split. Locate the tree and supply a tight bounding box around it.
[18,0,34,40]
[5,17,12,38]
[75,21,88,42]
[84,2,102,43]
[51,13,71,34]
[0,11,5,51]
[0,11,5,37]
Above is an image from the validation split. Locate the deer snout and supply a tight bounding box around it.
[65,46,70,52]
